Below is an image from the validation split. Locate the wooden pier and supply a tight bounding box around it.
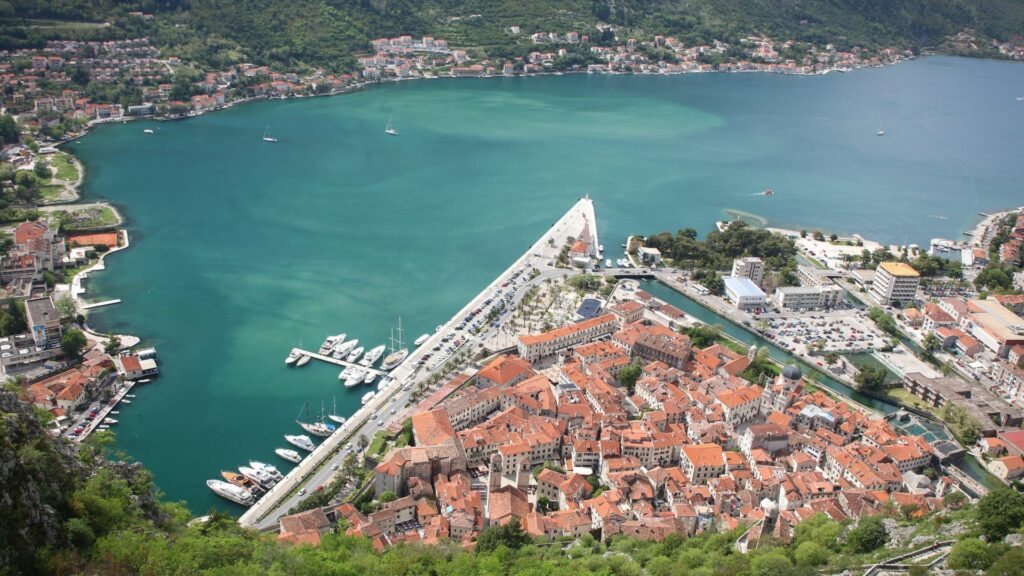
[292,348,387,378]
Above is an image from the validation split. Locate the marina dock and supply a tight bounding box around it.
[291,349,387,378]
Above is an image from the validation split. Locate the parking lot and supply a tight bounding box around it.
[760,310,889,355]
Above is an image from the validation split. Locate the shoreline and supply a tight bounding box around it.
[58,52,931,144]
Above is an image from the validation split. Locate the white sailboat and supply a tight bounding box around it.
[385,117,399,136]
[263,127,278,142]
[328,397,346,425]
[876,127,885,136]
[381,318,409,371]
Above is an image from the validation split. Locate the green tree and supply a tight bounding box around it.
[617,361,643,393]
[846,515,887,553]
[55,296,77,320]
[948,538,1001,570]
[750,550,793,576]
[680,324,721,348]
[476,517,529,553]
[977,488,1024,541]
[0,113,17,145]
[104,336,121,354]
[923,332,942,352]
[794,541,830,566]
[61,328,87,358]
[854,365,888,392]
[988,548,1024,576]
[379,490,396,503]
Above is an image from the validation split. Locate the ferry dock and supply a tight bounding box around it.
[238,196,599,530]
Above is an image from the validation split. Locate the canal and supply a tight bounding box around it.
[639,280,1002,491]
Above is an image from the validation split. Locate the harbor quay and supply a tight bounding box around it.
[239,197,600,528]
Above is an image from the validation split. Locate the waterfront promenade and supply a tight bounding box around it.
[238,197,599,529]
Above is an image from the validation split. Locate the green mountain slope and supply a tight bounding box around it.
[3,0,1023,70]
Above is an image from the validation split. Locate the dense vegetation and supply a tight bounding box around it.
[3,0,1024,72]
[7,387,1024,575]
[642,222,798,293]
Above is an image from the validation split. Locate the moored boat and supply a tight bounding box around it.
[295,354,311,367]
[346,346,365,363]
[285,434,315,451]
[333,339,358,358]
[221,470,265,495]
[275,448,302,463]
[361,391,375,405]
[344,368,365,388]
[206,479,254,506]
[359,345,386,367]
[298,420,334,437]
[363,370,376,385]
[320,333,345,355]
[328,397,346,425]
[249,461,284,482]
[239,465,276,489]
[103,418,118,424]
[381,349,408,371]
[414,334,430,346]
[285,348,300,365]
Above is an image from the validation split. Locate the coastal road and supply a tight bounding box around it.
[242,197,600,529]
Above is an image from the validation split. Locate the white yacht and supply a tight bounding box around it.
[363,371,376,385]
[275,448,302,463]
[414,334,430,346]
[346,346,365,363]
[361,391,375,405]
[103,418,118,425]
[285,434,315,451]
[249,461,284,482]
[239,465,276,488]
[295,354,310,367]
[143,129,154,134]
[338,365,357,381]
[377,376,393,391]
[344,368,365,388]
[876,127,885,136]
[359,345,387,367]
[206,479,254,506]
[262,127,278,142]
[333,339,358,358]
[285,348,301,365]
[320,333,345,355]
[385,117,399,136]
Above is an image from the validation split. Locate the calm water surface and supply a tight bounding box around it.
[67,56,1024,512]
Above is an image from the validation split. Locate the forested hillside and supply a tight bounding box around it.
[2,0,1023,70]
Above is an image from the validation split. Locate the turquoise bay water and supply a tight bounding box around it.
[68,57,1024,512]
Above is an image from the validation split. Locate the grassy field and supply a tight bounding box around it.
[39,184,65,200]
[60,205,119,230]
[51,153,79,182]
[884,387,940,416]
